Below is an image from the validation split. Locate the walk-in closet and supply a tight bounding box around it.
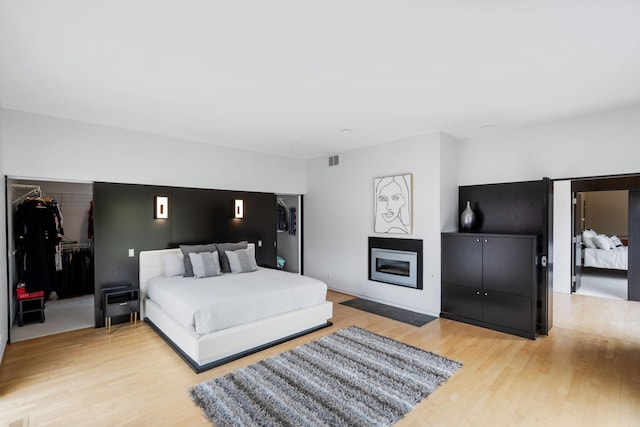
[7,178,94,342]
[276,195,301,273]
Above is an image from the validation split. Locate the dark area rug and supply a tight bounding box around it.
[340,298,437,327]
[189,326,461,427]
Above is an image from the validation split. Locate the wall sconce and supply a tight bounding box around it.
[234,199,244,219]
[155,196,169,219]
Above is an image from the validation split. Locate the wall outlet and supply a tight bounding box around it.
[128,249,135,257]
[258,240,262,247]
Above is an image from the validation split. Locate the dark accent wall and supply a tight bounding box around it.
[93,182,276,327]
[458,179,551,334]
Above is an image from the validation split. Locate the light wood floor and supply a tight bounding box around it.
[1,291,639,426]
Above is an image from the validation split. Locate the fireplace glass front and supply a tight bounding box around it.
[370,248,418,288]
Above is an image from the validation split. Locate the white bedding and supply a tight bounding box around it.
[583,246,628,270]
[146,267,328,335]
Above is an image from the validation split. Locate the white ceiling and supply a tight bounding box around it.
[2,1,640,159]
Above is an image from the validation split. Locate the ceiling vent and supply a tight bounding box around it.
[329,155,340,167]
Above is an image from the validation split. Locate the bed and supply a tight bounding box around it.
[581,230,628,270]
[139,244,333,372]
[583,246,628,270]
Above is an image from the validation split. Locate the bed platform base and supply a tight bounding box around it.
[143,297,334,373]
[146,318,332,373]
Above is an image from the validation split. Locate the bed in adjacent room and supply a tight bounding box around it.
[581,229,628,270]
[139,243,333,372]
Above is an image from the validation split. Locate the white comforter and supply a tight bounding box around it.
[583,246,628,270]
[146,268,327,335]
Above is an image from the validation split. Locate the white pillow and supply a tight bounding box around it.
[162,253,185,277]
[225,248,258,273]
[582,229,597,249]
[594,234,613,250]
[609,235,623,247]
[189,251,221,278]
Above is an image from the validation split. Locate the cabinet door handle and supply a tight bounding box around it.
[476,291,480,295]
[484,239,488,243]
[119,302,128,306]
[484,292,488,296]
[476,238,480,242]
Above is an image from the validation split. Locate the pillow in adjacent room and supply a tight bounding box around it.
[189,251,221,278]
[594,234,613,250]
[162,253,185,277]
[608,235,624,248]
[216,241,248,273]
[225,248,258,273]
[582,229,597,249]
[180,243,218,277]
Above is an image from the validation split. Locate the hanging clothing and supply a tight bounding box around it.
[277,204,288,232]
[59,247,94,298]
[16,198,64,293]
[87,200,94,240]
[289,207,297,236]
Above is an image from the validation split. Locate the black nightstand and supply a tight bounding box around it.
[102,285,139,334]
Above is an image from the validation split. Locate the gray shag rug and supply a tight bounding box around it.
[189,326,462,426]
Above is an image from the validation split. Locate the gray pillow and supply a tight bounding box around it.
[189,251,221,278]
[179,243,217,277]
[216,241,248,273]
[226,248,258,273]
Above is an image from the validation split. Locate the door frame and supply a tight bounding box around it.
[569,174,640,301]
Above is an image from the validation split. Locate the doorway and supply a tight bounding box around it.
[6,178,94,342]
[569,174,640,302]
[573,190,628,300]
[276,195,302,274]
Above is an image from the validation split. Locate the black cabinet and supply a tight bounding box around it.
[441,233,538,339]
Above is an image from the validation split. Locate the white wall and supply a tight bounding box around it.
[304,132,458,316]
[2,109,306,194]
[440,133,459,232]
[0,106,6,362]
[458,105,640,186]
[553,180,572,294]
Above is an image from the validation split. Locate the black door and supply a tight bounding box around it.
[441,234,482,288]
[441,283,483,321]
[458,178,552,335]
[571,192,583,292]
[629,190,640,301]
[482,236,534,297]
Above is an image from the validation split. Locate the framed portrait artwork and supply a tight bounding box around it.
[374,173,412,234]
